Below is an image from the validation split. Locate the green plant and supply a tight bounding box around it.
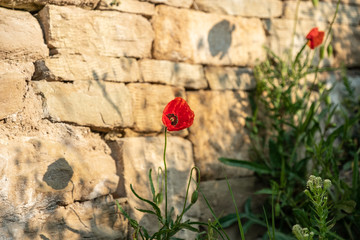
[219,0,360,238]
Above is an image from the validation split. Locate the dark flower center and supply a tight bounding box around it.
[166,114,178,126]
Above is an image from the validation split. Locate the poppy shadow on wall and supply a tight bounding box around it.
[208,20,235,60]
[43,158,74,190]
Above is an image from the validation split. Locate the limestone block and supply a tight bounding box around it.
[0,62,34,120]
[98,0,155,16]
[127,83,185,132]
[205,66,255,90]
[139,59,207,89]
[264,18,328,59]
[332,25,360,67]
[33,81,134,130]
[0,195,128,239]
[0,131,119,238]
[198,177,264,222]
[187,90,252,180]
[108,137,199,238]
[0,7,48,62]
[284,1,360,26]
[152,5,266,66]
[35,196,128,239]
[33,55,140,82]
[194,0,282,18]
[38,5,154,58]
[144,0,193,8]
[0,0,100,11]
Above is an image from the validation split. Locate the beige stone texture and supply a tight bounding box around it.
[264,18,328,59]
[144,0,193,8]
[198,177,264,221]
[332,25,360,67]
[127,83,185,132]
[33,81,134,130]
[139,59,207,89]
[38,5,154,58]
[187,90,252,180]
[0,0,99,11]
[0,62,34,119]
[98,0,156,16]
[284,1,360,26]
[0,7,48,62]
[205,66,255,90]
[152,5,266,66]
[33,55,140,82]
[194,0,282,18]
[108,136,199,238]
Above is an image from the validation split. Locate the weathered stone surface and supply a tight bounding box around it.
[205,66,255,90]
[35,196,128,239]
[108,137,199,238]
[33,55,140,82]
[0,62,34,120]
[198,177,264,221]
[264,18,328,59]
[139,59,207,89]
[0,0,99,11]
[187,90,252,180]
[0,7,48,62]
[0,195,128,239]
[38,5,154,58]
[332,25,360,67]
[194,0,282,18]
[98,0,155,16]
[152,5,266,66]
[284,1,360,26]
[127,83,185,132]
[144,0,193,8]
[33,81,134,130]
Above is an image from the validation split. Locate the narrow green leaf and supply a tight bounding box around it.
[149,168,156,201]
[219,158,272,175]
[352,149,359,200]
[130,184,162,218]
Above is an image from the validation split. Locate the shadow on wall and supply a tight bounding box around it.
[1,135,126,239]
[207,20,235,60]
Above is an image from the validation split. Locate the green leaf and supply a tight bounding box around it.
[269,139,281,166]
[130,184,162,218]
[219,213,237,228]
[352,149,359,200]
[219,158,272,175]
[327,44,333,57]
[335,200,356,214]
[255,188,274,195]
[149,169,156,202]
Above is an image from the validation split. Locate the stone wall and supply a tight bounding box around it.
[0,0,359,239]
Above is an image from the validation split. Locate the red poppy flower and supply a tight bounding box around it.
[306,27,325,49]
[162,97,194,131]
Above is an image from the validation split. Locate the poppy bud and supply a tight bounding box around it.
[327,44,333,57]
[191,190,198,204]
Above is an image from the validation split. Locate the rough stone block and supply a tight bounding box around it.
[33,81,134,130]
[139,59,207,89]
[194,0,282,18]
[33,55,140,82]
[127,83,185,132]
[108,137,199,238]
[332,25,360,67]
[187,90,252,180]
[0,62,34,120]
[198,177,264,221]
[205,66,255,90]
[0,0,100,11]
[38,5,154,58]
[144,0,193,8]
[284,1,360,26]
[0,7,48,62]
[0,128,119,239]
[152,5,266,66]
[98,0,155,16]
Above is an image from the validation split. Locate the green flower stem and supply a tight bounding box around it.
[163,127,168,227]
